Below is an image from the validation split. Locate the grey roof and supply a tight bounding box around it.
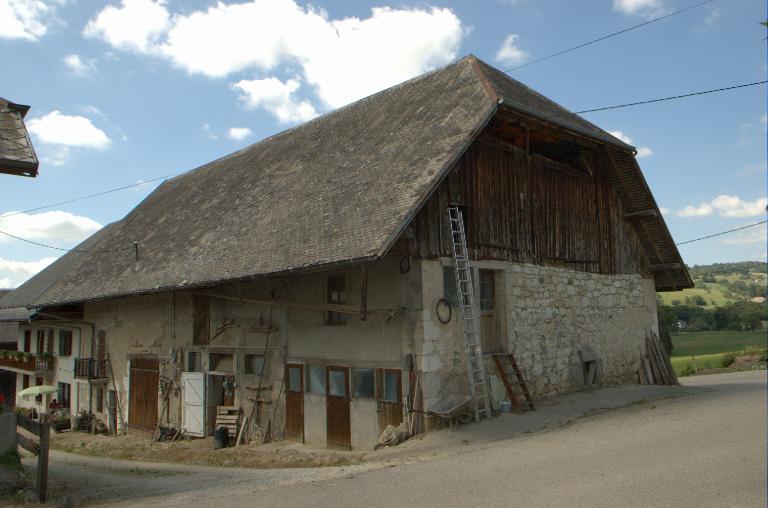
[0,307,33,322]
[0,55,689,309]
[0,98,38,177]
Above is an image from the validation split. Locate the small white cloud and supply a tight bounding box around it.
[658,207,670,215]
[0,256,58,288]
[677,203,714,218]
[720,224,767,245]
[0,0,51,40]
[27,111,111,149]
[232,77,318,124]
[609,130,652,157]
[710,195,767,218]
[495,34,528,67]
[227,127,253,141]
[613,0,668,18]
[704,5,721,25]
[84,0,169,52]
[201,123,218,140]
[0,210,102,244]
[63,54,96,76]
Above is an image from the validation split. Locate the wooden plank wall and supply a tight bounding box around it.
[407,134,650,277]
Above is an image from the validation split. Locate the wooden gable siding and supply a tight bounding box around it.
[405,134,650,277]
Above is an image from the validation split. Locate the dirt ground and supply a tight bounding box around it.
[50,431,363,469]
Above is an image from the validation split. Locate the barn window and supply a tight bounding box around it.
[244,354,265,375]
[58,330,73,357]
[187,352,202,372]
[325,275,346,325]
[307,365,325,395]
[23,330,31,352]
[192,295,210,345]
[352,368,375,398]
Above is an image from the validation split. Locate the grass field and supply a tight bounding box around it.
[671,330,767,357]
[657,284,737,308]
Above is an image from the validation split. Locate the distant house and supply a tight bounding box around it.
[750,296,766,304]
[0,98,39,177]
[0,56,690,449]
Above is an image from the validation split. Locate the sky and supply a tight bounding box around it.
[0,0,766,288]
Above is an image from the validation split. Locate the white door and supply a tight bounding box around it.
[182,372,205,437]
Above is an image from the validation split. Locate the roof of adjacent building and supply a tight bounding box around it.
[0,98,38,178]
[0,55,690,310]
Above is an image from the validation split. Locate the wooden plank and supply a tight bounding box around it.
[37,414,50,503]
[17,414,42,436]
[16,432,39,455]
[194,292,395,317]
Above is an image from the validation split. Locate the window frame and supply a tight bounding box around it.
[352,368,375,399]
[243,354,265,375]
[325,275,347,326]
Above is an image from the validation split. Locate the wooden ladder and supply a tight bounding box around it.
[493,354,535,411]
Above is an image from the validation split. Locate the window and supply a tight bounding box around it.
[36,330,44,354]
[58,330,73,357]
[22,375,29,390]
[244,354,265,375]
[382,370,400,402]
[187,352,202,372]
[286,365,303,393]
[328,369,347,397]
[35,377,43,403]
[352,368,375,398]
[58,382,71,408]
[23,330,31,353]
[325,276,346,325]
[192,295,210,345]
[479,270,495,311]
[307,366,325,395]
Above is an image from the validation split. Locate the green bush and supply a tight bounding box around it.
[679,363,696,376]
[720,353,736,368]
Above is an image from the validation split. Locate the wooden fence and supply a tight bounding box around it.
[16,413,50,503]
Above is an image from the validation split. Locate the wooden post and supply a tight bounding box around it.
[36,414,50,503]
[360,264,369,321]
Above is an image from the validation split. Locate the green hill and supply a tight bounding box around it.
[657,261,767,309]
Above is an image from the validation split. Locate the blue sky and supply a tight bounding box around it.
[0,0,765,287]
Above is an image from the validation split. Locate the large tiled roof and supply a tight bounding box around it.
[0,55,689,309]
[0,98,38,177]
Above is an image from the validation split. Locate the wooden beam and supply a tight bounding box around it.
[649,263,682,272]
[624,209,658,219]
[193,291,396,318]
[16,432,39,454]
[360,264,368,321]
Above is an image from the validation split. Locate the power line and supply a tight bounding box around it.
[675,220,768,246]
[0,171,183,221]
[571,81,768,115]
[507,0,716,72]
[0,229,131,254]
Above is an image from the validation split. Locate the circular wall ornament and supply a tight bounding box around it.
[436,298,452,324]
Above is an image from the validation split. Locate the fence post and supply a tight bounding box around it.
[36,414,50,503]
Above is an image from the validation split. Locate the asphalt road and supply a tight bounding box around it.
[29,370,767,507]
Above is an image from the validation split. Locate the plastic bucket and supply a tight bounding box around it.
[500,400,512,413]
[214,426,229,449]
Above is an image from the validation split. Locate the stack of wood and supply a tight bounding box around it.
[639,331,678,386]
[215,406,240,440]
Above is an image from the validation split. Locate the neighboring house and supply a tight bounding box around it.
[0,56,691,450]
[0,98,39,177]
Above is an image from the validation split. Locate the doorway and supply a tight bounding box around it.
[326,366,351,450]
[479,270,500,353]
[284,363,304,442]
[128,356,159,432]
[376,368,403,432]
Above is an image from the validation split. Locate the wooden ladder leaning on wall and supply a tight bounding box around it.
[492,353,536,412]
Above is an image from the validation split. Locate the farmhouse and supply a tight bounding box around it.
[0,97,39,178]
[0,56,691,450]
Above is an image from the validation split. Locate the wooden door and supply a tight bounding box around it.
[326,366,351,450]
[128,357,159,431]
[284,364,304,442]
[479,270,500,353]
[376,368,403,431]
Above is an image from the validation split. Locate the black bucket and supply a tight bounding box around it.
[213,426,229,449]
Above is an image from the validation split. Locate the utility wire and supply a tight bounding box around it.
[507,0,716,72]
[675,220,768,246]
[0,228,132,253]
[0,171,183,221]
[571,81,768,115]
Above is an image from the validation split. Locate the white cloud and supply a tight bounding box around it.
[677,203,714,218]
[676,195,767,218]
[85,1,464,109]
[495,34,528,67]
[710,195,767,218]
[658,207,670,215]
[704,5,721,25]
[0,0,51,40]
[232,78,317,124]
[0,211,102,244]
[608,130,653,158]
[227,127,253,141]
[613,0,668,18]
[0,257,57,288]
[720,224,767,245]
[202,123,218,140]
[83,0,169,52]
[27,111,111,149]
[63,54,96,76]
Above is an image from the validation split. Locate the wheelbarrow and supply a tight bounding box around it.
[427,394,474,430]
